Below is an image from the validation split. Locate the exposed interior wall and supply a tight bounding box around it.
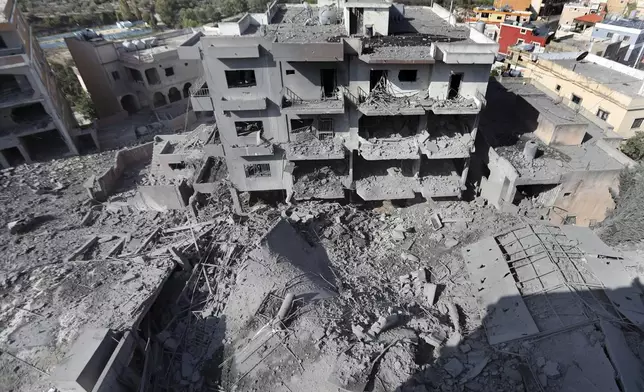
[549,170,621,226]
[428,63,490,100]
[85,142,154,201]
[363,8,390,36]
[65,38,124,119]
[282,61,349,101]
[228,155,286,192]
[481,146,520,209]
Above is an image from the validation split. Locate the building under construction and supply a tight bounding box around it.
[180,0,499,202]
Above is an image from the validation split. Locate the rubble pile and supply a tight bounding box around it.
[360,137,420,160]
[2,135,644,392]
[293,164,347,200]
[285,131,345,159]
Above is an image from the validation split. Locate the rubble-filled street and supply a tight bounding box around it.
[2,139,644,392]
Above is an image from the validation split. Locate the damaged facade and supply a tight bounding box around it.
[65,28,207,149]
[0,0,80,167]
[179,0,498,202]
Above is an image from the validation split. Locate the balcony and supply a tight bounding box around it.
[418,130,473,159]
[220,96,267,112]
[189,76,213,111]
[0,46,25,57]
[418,160,463,198]
[0,87,36,109]
[292,161,347,200]
[355,159,417,201]
[429,91,485,115]
[284,129,345,161]
[281,86,344,115]
[228,142,274,157]
[0,117,54,137]
[359,137,420,160]
[355,85,428,117]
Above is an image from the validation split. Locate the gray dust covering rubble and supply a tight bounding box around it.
[2,130,644,392]
[284,131,346,160]
[293,162,348,200]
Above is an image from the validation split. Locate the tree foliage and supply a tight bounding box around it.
[621,132,644,161]
[50,61,98,120]
[598,164,644,244]
[118,0,135,20]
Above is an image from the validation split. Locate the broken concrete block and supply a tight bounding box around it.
[423,330,447,347]
[352,324,367,340]
[368,314,399,337]
[536,357,546,367]
[392,230,405,241]
[430,214,443,230]
[543,361,560,378]
[411,268,427,283]
[444,358,464,377]
[66,236,99,262]
[459,343,471,353]
[446,302,461,334]
[444,237,459,249]
[401,252,420,263]
[423,283,438,306]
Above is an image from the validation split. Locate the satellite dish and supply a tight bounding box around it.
[576,51,589,61]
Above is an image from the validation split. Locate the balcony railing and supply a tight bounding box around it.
[191,87,209,97]
[189,74,208,96]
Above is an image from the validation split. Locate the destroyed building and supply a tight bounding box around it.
[478,79,634,227]
[0,0,80,168]
[179,0,498,202]
[65,28,207,149]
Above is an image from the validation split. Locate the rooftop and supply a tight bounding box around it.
[551,58,642,97]
[269,5,346,43]
[574,14,603,24]
[599,17,644,29]
[484,80,625,180]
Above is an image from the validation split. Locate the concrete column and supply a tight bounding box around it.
[0,150,10,169]
[16,139,32,164]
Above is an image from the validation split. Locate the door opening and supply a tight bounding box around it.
[370,70,387,91]
[321,69,337,98]
[448,72,463,99]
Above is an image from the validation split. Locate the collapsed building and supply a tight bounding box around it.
[478,79,634,227]
[65,28,207,150]
[0,0,80,167]
[180,0,498,202]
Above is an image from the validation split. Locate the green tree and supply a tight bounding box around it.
[132,5,143,20]
[622,132,644,161]
[156,0,178,26]
[119,0,135,20]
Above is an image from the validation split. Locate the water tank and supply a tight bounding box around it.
[474,21,485,33]
[319,6,337,25]
[523,140,538,161]
[133,39,146,50]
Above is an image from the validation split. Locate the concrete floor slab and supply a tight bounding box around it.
[462,236,539,344]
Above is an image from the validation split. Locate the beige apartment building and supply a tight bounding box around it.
[518,51,644,137]
[0,0,80,167]
[65,29,203,125]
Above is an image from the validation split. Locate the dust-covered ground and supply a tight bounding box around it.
[1,148,644,392]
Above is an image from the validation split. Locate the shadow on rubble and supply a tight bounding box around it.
[386,281,644,392]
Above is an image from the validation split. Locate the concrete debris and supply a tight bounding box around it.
[543,361,560,378]
[3,126,644,392]
[444,358,464,377]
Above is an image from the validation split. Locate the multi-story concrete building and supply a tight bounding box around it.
[558,1,605,33]
[180,1,498,202]
[516,51,644,137]
[468,6,532,25]
[65,29,203,123]
[591,18,644,65]
[0,0,79,167]
[498,22,551,53]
